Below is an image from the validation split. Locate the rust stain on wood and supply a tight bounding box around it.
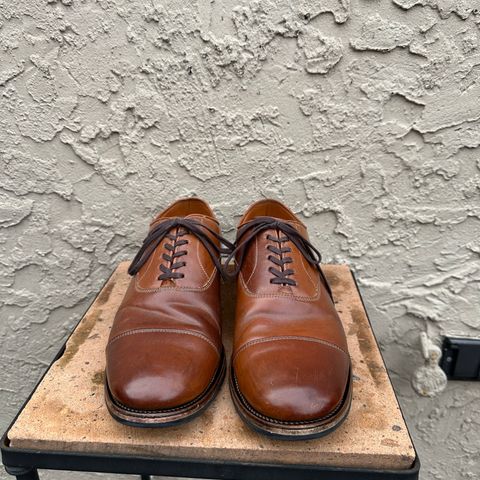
[56,310,103,368]
[350,305,385,388]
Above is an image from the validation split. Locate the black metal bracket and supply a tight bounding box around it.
[440,336,480,380]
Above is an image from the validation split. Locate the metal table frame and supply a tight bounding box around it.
[1,272,420,480]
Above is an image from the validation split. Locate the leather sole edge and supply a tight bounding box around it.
[229,365,353,440]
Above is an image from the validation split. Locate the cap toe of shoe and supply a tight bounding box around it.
[106,331,220,411]
[234,338,350,422]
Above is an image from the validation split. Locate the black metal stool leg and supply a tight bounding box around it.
[140,475,151,480]
[4,466,39,480]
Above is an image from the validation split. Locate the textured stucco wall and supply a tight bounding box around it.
[1,0,480,479]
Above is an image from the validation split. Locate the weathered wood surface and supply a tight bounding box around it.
[8,262,415,469]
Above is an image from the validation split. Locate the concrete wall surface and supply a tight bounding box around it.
[1,1,479,479]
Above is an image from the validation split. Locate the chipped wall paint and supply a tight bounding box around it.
[1,1,480,479]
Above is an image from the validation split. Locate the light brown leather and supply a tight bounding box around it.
[105,198,225,424]
[231,199,351,431]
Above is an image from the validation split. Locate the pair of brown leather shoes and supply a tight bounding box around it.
[105,198,352,439]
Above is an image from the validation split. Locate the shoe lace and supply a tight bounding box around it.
[265,232,296,286]
[128,217,234,280]
[224,216,332,295]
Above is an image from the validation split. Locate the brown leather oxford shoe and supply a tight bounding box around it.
[105,198,232,427]
[227,199,352,439]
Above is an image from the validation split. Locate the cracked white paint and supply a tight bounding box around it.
[1,1,480,479]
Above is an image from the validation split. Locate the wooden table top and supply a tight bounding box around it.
[7,262,415,470]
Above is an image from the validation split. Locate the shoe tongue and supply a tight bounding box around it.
[149,213,216,230]
[241,216,309,240]
[184,213,213,223]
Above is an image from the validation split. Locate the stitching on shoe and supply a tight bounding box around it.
[299,251,318,292]
[239,271,321,301]
[244,235,259,286]
[107,328,220,355]
[233,335,349,362]
[196,234,211,281]
[134,266,216,293]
